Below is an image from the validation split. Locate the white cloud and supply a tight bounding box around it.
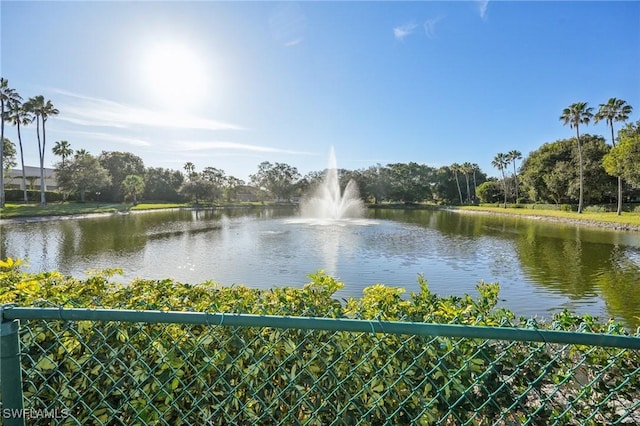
[269,2,306,47]
[284,38,303,47]
[50,89,244,132]
[64,130,152,147]
[173,140,314,155]
[423,16,444,39]
[394,22,418,41]
[478,0,490,19]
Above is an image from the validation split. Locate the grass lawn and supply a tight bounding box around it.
[130,202,187,211]
[0,202,128,219]
[456,205,640,228]
[0,201,195,219]
[0,201,290,219]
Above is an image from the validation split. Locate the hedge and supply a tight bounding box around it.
[0,259,638,424]
[3,189,67,202]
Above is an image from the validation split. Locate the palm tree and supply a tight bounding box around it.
[74,148,90,158]
[461,162,473,203]
[560,102,593,214]
[5,95,33,203]
[451,163,463,204]
[184,162,196,180]
[52,140,74,167]
[471,163,480,203]
[595,98,633,215]
[506,150,522,203]
[25,95,59,207]
[492,153,508,208]
[0,78,21,207]
[122,174,145,205]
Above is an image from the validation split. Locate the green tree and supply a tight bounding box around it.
[121,174,145,205]
[25,95,59,207]
[5,95,33,203]
[520,141,569,203]
[201,166,226,201]
[594,98,633,215]
[506,150,522,202]
[431,167,454,204]
[98,151,145,202]
[475,180,502,203]
[578,135,615,204]
[179,176,215,204]
[491,153,509,208]
[542,161,571,205]
[55,151,111,202]
[603,120,640,189]
[250,161,301,201]
[224,175,245,202]
[0,78,21,207]
[385,162,433,203]
[144,167,184,202]
[360,165,389,204]
[520,135,614,205]
[2,138,17,172]
[560,102,593,213]
[52,140,73,167]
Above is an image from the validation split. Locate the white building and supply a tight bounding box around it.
[6,166,58,191]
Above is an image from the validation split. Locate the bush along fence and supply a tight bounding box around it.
[1,260,639,425]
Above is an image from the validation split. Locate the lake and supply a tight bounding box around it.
[2,207,640,328]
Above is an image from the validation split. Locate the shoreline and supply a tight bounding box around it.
[0,211,126,224]
[0,204,288,225]
[448,207,640,233]
[2,204,640,233]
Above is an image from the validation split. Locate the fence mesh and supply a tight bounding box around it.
[3,308,639,425]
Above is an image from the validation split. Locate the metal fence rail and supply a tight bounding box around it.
[2,306,640,425]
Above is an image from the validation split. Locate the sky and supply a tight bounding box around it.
[1,1,639,182]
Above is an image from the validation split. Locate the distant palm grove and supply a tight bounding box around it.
[1,77,639,213]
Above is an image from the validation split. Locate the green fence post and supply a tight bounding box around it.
[1,305,25,426]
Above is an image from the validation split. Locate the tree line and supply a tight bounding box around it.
[488,99,638,214]
[48,146,492,206]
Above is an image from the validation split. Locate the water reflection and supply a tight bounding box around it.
[2,207,639,328]
[367,209,640,328]
[594,247,640,327]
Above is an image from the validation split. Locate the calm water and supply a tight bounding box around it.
[2,208,640,328]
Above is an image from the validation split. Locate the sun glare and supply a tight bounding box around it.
[141,42,209,111]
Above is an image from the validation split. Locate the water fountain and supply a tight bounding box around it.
[300,147,365,220]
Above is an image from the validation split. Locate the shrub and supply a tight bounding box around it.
[584,205,607,213]
[4,189,66,202]
[1,259,637,425]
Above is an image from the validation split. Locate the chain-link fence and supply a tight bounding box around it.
[1,305,639,425]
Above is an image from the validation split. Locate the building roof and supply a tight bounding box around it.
[8,166,56,178]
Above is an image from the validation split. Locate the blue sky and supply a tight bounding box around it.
[2,1,639,182]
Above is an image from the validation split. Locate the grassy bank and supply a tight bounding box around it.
[454,205,640,229]
[0,201,126,219]
[0,201,297,220]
